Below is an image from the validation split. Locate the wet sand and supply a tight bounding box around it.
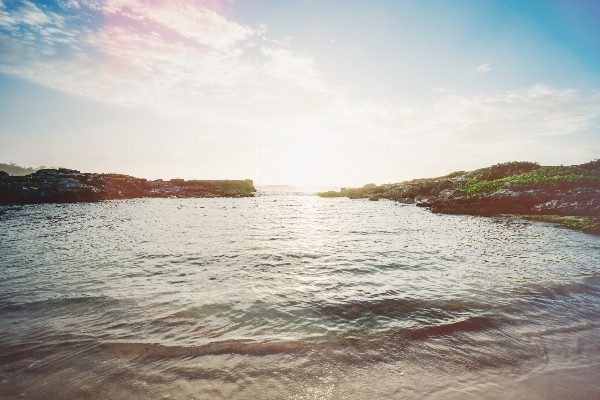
[2,339,599,399]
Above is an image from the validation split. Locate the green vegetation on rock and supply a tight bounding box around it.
[460,165,600,195]
[468,161,541,181]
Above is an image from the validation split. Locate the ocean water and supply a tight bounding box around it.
[1,187,600,399]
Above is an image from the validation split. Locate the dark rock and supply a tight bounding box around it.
[438,189,467,199]
[0,169,256,204]
[429,187,444,196]
[504,182,522,190]
[317,190,345,198]
[35,168,81,176]
[531,190,600,216]
[579,160,600,172]
[420,188,600,217]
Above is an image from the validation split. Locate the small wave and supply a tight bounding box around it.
[96,313,501,360]
[96,340,307,358]
[283,252,321,259]
[522,323,595,337]
[319,298,488,320]
[402,315,498,340]
[0,296,123,314]
[514,275,600,299]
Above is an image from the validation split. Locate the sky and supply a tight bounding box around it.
[0,0,599,186]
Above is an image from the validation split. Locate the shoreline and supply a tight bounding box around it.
[3,329,599,400]
[516,214,600,235]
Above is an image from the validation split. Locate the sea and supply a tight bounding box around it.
[1,187,600,399]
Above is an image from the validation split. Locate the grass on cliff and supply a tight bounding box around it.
[468,161,541,181]
[461,165,600,194]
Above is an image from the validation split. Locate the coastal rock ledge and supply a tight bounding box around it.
[318,160,600,234]
[0,169,256,204]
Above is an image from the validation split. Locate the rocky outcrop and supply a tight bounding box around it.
[579,159,600,173]
[438,188,467,199]
[317,178,461,203]
[0,162,38,176]
[417,189,600,217]
[317,160,600,220]
[531,191,600,215]
[0,168,256,204]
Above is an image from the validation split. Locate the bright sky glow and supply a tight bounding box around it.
[1,0,599,186]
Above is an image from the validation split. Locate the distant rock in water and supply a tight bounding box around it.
[0,162,40,176]
[0,168,256,204]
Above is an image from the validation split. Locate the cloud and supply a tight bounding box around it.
[475,63,491,72]
[282,84,600,148]
[0,1,63,30]
[0,0,326,119]
[375,84,600,144]
[0,1,598,152]
[260,47,324,91]
[101,0,254,49]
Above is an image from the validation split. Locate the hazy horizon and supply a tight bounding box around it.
[1,0,600,186]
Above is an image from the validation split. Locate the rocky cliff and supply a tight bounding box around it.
[318,160,600,234]
[0,169,256,204]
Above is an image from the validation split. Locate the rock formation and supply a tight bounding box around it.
[318,160,600,234]
[0,168,256,204]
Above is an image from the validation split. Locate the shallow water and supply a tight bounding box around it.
[1,187,600,399]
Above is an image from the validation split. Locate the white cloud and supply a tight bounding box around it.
[0,1,598,153]
[376,84,600,144]
[475,63,491,72]
[260,47,324,91]
[281,84,600,148]
[0,0,327,120]
[0,1,63,30]
[102,0,254,49]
